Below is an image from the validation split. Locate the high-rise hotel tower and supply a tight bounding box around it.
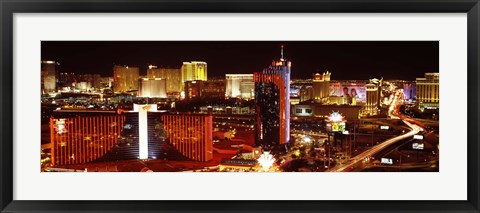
[312,71,331,103]
[416,72,439,109]
[113,65,140,93]
[181,61,207,89]
[254,46,291,148]
[41,60,59,94]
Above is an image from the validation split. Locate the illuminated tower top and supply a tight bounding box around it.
[271,45,291,68]
[281,44,284,60]
[313,71,331,82]
[181,61,207,82]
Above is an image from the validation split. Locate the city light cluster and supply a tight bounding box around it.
[40,42,439,173]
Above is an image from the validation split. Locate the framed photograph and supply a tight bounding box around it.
[1,0,479,212]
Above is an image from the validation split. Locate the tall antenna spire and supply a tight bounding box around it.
[281,45,284,60]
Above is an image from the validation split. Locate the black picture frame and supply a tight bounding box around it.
[1,0,479,212]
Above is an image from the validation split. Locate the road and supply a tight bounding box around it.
[327,90,422,172]
[327,119,421,172]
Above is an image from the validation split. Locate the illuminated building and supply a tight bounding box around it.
[290,98,300,105]
[199,105,253,115]
[49,115,126,166]
[41,60,59,94]
[184,81,202,101]
[291,79,313,104]
[369,78,383,108]
[103,106,187,162]
[147,65,182,95]
[240,81,255,99]
[49,108,214,165]
[292,104,361,121]
[58,73,103,89]
[160,113,213,161]
[133,104,157,159]
[312,72,331,103]
[416,73,439,109]
[324,96,347,105]
[81,74,103,89]
[254,46,291,147]
[59,72,78,87]
[113,65,139,93]
[181,61,207,89]
[403,81,416,101]
[328,80,367,105]
[326,111,346,132]
[293,104,314,117]
[218,159,257,172]
[300,85,313,102]
[74,82,91,91]
[202,79,226,100]
[119,104,206,161]
[100,77,114,89]
[66,74,103,91]
[389,80,416,101]
[138,78,167,98]
[184,79,226,101]
[225,74,254,99]
[365,83,379,115]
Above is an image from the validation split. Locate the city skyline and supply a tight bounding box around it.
[41,41,439,173]
[41,41,438,80]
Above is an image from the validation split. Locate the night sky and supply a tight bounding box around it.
[41,41,438,80]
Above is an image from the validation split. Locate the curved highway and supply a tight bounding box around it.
[327,90,422,172]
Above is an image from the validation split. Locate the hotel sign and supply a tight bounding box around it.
[326,112,346,132]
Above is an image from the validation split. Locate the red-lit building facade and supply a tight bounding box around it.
[160,113,213,161]
[49,112,213,166]
[184,79,226,101]
[50,115,126,166]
